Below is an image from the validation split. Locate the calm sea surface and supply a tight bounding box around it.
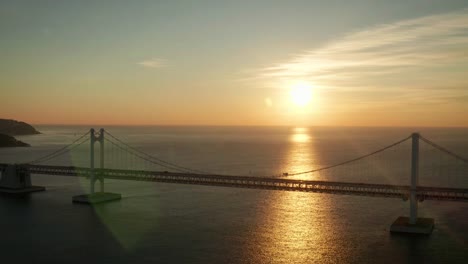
[1,126,467,263]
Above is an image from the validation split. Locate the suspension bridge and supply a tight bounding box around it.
[0,128,467,234]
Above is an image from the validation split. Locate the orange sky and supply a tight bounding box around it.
[1,2,468,127]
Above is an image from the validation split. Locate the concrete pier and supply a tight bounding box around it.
[72,192,122,204]
[390,216,434,235]
[0,165,45,194]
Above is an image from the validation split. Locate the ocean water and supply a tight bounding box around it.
[1,126,467,263]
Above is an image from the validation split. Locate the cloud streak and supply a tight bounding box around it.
[137,58,167,68]
[257,9,468,108]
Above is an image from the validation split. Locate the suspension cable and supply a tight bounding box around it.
[104,137,199,173]
[285,135,412,176]
[420,135,468,163]
[104,131,209,174]
[27,131,90,164]
[30,137,89,165]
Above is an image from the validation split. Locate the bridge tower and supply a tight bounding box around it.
[89,128,105,194]
[72,128,121,204]
[390,133,434,234]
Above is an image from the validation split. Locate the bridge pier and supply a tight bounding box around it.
[390,133,434,235]
[72,128,121,204]
[0,164,45,194]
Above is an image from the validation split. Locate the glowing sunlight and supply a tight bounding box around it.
[290,81,313,107]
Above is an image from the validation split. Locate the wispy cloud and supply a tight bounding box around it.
[256,9,468,107]
[137,58,167,68]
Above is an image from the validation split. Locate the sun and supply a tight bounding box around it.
[290,81,313,107]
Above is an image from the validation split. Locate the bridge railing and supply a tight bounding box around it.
[21,164,468,202]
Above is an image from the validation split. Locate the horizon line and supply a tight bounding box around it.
[30,123,468,129]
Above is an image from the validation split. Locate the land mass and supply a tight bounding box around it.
[0,119,39,147]
[0,119,40,136]
[0,133,30,147]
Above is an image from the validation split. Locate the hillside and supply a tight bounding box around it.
[0,119,40,135]
[0,133,30,147]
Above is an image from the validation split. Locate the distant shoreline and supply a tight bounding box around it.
[0,119,39,147]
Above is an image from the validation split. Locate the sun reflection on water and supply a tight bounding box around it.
[249,128,344,263]
[263,192,337,263]
[285,127,319,180]
[291,133,310,143]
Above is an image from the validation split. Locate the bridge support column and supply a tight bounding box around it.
[72,128,121,204]
[409,132,419,225]
[390,133,434,235]
[99,128,105,193]
[0,164,45,194]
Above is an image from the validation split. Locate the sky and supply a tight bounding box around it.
[1,0,468,127]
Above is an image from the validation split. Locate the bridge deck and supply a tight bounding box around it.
[2,164,465,202]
